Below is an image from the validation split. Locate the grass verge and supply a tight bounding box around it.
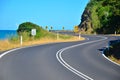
[0,35,84,52]
[108,55,120,64]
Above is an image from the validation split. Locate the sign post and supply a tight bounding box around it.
[31,29,36,37]
[115,31,116,35]
[79,32,81,40]
[57,31,59,40]
[20,35,22,46]
[31,29,36,44]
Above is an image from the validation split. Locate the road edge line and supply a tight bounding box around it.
[0,47,22,59]
[102,53,120,66]
[56,36,107,80]
[56,48,93,80]
[0,42,68,59]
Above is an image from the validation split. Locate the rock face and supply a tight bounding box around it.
[79,0,120,34]
[79,9,93,34]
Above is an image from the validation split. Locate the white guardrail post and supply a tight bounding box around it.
[20,35,22,46]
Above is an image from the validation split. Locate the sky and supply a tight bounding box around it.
[0,0,89,30]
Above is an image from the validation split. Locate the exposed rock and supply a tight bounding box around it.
[78,9,93,34]
[79,0,120,34]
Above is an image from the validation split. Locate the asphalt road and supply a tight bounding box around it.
[0,35,120,80]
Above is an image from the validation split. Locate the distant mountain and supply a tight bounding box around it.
[79,0,120,34]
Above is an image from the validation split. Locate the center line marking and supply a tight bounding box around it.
[56,36,107,80]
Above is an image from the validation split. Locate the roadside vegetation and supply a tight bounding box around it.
[78,0,120,64]
[79,0,120,34]
[0,22,84,52]
[74,25,79,33]
[104,41,120,64]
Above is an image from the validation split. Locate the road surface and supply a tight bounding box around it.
[0,35,120,80]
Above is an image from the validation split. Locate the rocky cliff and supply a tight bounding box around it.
[79,0,120,34]
[79,8,93,34]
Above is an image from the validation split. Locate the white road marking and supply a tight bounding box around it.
[1,36,118,80]
[100,43,120,66]
[56,36,107,80]
[102,54,120,66]
[0,48,22,58]
[0,42,62,59]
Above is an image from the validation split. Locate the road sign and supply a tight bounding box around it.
[31,29,36,36]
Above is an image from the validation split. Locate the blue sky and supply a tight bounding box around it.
[0,0,89,30]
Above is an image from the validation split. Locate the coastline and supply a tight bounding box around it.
[0,30,17,40]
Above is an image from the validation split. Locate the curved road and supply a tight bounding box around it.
[0,35,120,80]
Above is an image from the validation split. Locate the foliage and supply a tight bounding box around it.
[17,22,41,33]
[74,25,79,33]
[17,22,73,42]
[17,22,46,39]
[62,26,65,31]
[50,26,53,30]
[82,0,120,34]
[45,26,48,30]
[105,42,120,59]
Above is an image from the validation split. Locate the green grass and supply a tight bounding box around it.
[108,55,120,64]
[104,42,120,64]
[0,32,84,51]
[9,30,74,44]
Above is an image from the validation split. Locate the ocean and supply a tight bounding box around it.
[0,30,17,40]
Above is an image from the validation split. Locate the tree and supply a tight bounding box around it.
[74,26,79,33]
[45,26,48,30]
[79,0,120,34]
[17,22,43,38]
[50,26,53,30]
[17,22,41,33]
[62,26,65,31]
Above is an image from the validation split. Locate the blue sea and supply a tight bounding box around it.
[0,30,17,40]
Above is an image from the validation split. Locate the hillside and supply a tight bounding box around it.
[79,0,120,34]
[17,22,74,41]
[0,22,85,51]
